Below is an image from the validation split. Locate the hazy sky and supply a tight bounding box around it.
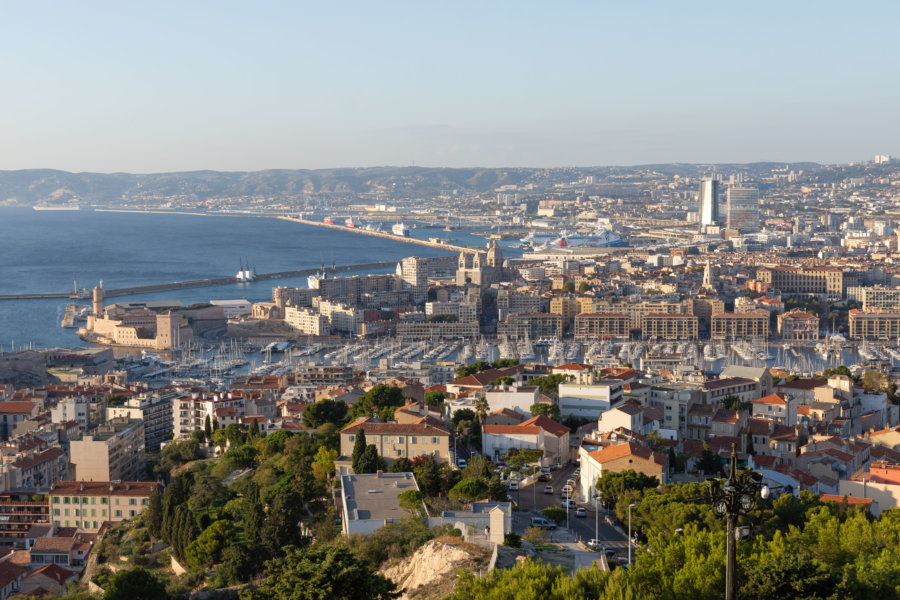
[1,1,897,172]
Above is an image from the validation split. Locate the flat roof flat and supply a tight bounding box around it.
[341,472,420,522]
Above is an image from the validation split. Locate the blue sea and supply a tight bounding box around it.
[0,207,513,349]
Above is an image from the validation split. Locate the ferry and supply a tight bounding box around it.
[392,222,411,236]
[323,217,335,225]
[520,230,563,246]
[33,204,79,211]
[545,229,627,248]
[345,218,356,228]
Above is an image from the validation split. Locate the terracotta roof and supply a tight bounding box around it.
[611,401,643,416]
[30,537,77,554]
[778,378,829,391]
[754,392,788,406]
[341,418,450,436]
[748,418,773,435]
[519,414,570,437]
[552,362,589,371]
[50,481,159,497]
[751,454,778,467]
[25,564,77,584]
[819,493,874,507]
[587,441,666,467]
[0,562,25,588]
[0,401,36,414]
[713,409,742,424]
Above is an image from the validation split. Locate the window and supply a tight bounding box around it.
[53,508,60,516]
[396,450,402,456]
[102,509,107,517]
[129,499,136,506]
[101,498,107,504]
[431,437,438,444]
[91,509,96,517]
[411,437,417,444]
[348,435,355,442]
[91,497,96,505]
[397,436,404,443]
[52,497,59,504]
[115,510,122,518]
[370,435,379,442]
[64,509,70,517]
[81,497,88,504]
[63,497,70,504]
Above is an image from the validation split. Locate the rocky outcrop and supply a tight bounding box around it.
[379,537,491,600]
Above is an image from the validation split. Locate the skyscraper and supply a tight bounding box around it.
[726,184,759,232]
[698,179,719,229]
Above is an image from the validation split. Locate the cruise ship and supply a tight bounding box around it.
[392,222,411,236]
[520,230,562,246]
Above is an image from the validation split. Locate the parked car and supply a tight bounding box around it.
[507,480,518,491]
[551,462,562,470]
[561,499,576,509]
[575,507,587,517]
[457,459,468,469]
[538,473,552,482]
[543,485,554,494]
[586,539,602,551]
[531,517,556,530]
[561,485,573,495]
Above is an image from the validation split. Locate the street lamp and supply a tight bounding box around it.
[627,502,637,565]
[707,444,769,600]
[594,492,600,543]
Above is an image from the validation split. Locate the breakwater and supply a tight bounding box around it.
[277,216,477,254]
[0,261,398,301]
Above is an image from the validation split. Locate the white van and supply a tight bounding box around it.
[507,480,519,491]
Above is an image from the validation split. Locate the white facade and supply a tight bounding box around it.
[485,386,540,415]
[482,430,543,460]
[558,382,623,419]
[284,306,331,335]
[596,404,642,435]
[50,396,88,430]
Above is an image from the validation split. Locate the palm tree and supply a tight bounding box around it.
[474,397,489,423]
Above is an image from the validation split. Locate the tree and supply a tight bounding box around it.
[696,445,724,476]
[474,397,489,423]
[219,542,265,585]
[522,527,549,546]
[424,391,445,407]
[242,544,400,600]
[351,430,367,472]
[542,506,567,525]
[242,481,265,544]
[578,281,591,294]
[397,489,425,515]
[103,567,167,600]
[204,414,212,442]
[529,402,561,422]
[303,398,349,428]
[449,477,489,502]
[595,470,660,508]
[412,455,441,497]
[185,519,235,570]
[355,445,382,474]
[723,395,751,411]
[261,487,304,555]
[562,281,575,294]
[740,554,839,600]
[506,448,544,470]
[348,385,406,421]
[145,491,163,539]
[312,446,338,482]
[527,374,567,395]
[452,408,476,428]
[388,457,413,473]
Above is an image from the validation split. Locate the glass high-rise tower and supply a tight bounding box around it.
[726,184,759,232]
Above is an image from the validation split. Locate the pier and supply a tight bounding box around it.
[277,216,478,254]
[0,261,399,301]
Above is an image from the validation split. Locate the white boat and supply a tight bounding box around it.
[33,204,79,211]
[236,258,254,282]
[392,222,411,236]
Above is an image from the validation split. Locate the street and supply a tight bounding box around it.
[510,463,628,552]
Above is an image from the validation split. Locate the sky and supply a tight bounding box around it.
[1,1,898,172]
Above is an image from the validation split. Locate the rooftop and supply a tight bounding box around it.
[341,471,420,522]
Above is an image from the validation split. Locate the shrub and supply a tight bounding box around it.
[503,533,522,547]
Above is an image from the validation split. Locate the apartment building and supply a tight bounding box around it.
[849,309,900,339]
[69,418,145,483]
[396,321,479,340]
[0,492,50,547]
[498,313,564,339]
[284,306,331,336]
[49,481,158,532]
[573,313,630,340]
[777,310,820,340]
[106,390,175,453]
[711,312,770,340]
[641,313,699,340]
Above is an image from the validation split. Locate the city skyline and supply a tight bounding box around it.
[1,1,898,172]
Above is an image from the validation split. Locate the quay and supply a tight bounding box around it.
[0,261,398,301]
[277,216,478,254]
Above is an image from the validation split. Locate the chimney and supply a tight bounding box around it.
[376,470,383,478]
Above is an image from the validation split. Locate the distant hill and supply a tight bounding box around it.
[0,163,825,206]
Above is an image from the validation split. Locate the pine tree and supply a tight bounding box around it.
[351,429,367,473]
[146,491,163,539]
[204,415,212,441]
[242,481,265,543]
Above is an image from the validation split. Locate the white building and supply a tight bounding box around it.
[284,306,331,335]
[340,471,423,536]
[484,385,540,415]
[596,401,643,435]
[558,381,623,420]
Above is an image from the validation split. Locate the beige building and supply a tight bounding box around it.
[284,306,331,335]
[777,310,819,340]
[574,313,630,340]
[550,297,579,331]
[396,321,479,340]
[849,309,900,339]
[69,418,145,483]
[692,297,725,332]
[498,313,564,339]
[711,312,770,340]
[756,266,856,299]
[49,481,158,532]
[641,313,699,340]
[340,418,451,465]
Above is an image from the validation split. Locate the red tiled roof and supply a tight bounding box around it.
[587,441,667,467]
[482,425,542,435]
[819,493,874,507]
[25,564,77,584]
[0,401,36,414]
[754,392,788,406]
[519,414,570,437]
[341,418,450,436]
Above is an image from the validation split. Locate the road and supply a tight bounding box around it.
[511,463,628,553]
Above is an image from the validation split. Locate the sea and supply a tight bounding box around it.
[0,207,511,350]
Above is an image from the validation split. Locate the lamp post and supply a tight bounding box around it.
[627,502,637,565]
[707,444,770,600]
[594,492,600,543]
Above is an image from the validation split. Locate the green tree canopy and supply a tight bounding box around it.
[449,477,490,502]
[303,398,349,428]
[103,567,167,600]
[529,402,561,421]
[241,544,400,600]
[527,374,568,396]
[348,385,406,421]
[595,469,660,508]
